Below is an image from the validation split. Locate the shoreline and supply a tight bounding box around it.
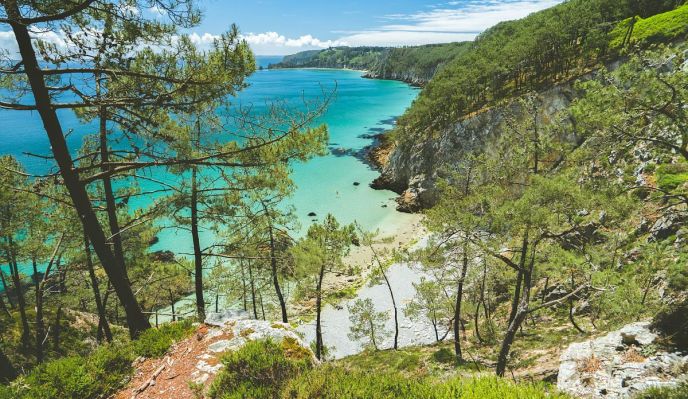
[290,210,426,320]
[268,65,427,87]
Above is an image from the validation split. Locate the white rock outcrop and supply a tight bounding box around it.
[188,311,314,384]
[557,321,688,398]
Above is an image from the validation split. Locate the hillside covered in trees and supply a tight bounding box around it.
[269,43,470,86]
[1,0,688,398]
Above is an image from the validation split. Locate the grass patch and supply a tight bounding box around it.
[656,163,688,191]
[0,344,134,399]
[131,319,195,358]
[337,348,426,376]
[208,338,313,399]
[633,383,688,399]
[283,368,570,399]
[0,320,195,399]
[611,5,688,49]
[432,347,455,364]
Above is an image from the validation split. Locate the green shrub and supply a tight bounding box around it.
[282,369,569,399]
[656,163,688,191]
[432,348,455,364]
[633,383,688,399]
[434,377,569,398]
[131,319,194,358]
[282,366,432,399]
[652,301,688,350]
[4,344,133,399]
[208,338,313,399]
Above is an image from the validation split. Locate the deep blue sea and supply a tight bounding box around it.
[0,56,419,279]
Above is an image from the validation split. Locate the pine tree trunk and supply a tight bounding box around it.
[99,110,128,278]
[4,1,150,338]
[0,293,8,317]
[240,261,248,312]
[191,166,205,322]
[508,270,523,324]
[5,244,29,350]
[473,295,483,343]
[496,304,528,377]
[32,258,44,362]
[453,244,469,364]
[267,222,288,323]
[315,264,326,360]
[379,268,398,349]
[0,269,13,308]
[248,259,258,319]
[84,235,112,342]
[569,273,585,334]
[53,305,63,352]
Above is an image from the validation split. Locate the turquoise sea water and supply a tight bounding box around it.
[0,57,419,280]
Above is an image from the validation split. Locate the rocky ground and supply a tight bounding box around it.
[557,322,688,398]
[112,311,312,399]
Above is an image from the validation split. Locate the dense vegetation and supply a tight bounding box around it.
[1,0,688,398]
[394,0,686,139]
[209,339,570,399]
[269,43,471,85]
[0,321,193,398]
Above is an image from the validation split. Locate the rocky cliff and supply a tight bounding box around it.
[557,322,688,398]
[362,70,432,87]
[372,85,578,212]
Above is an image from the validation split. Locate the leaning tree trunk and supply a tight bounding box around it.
[99,109,128,277]
[374,258,399,349]
[84,235,112,342]
[0,294,8,317]
[453,244,469,364]
[496,302,529,377]
[0,269,13,308]
[497,259,534,377]
[32,258,45,362]
[190,166,205,322]
[247,259,258,319]
[315,264,326,360]
[268,223,288,323]
[4,1,150,338]
[5,244,29,350]
[52,305,62,352]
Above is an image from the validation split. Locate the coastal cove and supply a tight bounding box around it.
[0,57,420,286]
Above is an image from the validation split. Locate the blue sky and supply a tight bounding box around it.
[193,0,563,54]
[0,1,563,56]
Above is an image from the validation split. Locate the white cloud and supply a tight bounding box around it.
[149,5,165,15]
[0,28,340,57]
[0,29,73,55]
[0,1,564,56]
[0,31,18,54]
[338,0,563,47]
[241,32,345,55]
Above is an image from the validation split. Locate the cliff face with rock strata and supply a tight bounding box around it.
[372,85,577,212]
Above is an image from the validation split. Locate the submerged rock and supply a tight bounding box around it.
[557,321,688,398]
[151,250,175,263]
[308,212,317,217]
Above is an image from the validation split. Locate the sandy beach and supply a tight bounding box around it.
[290,211,426,319]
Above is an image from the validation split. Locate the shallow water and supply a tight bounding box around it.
[0,58,419,280]
[296,237,443,359]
